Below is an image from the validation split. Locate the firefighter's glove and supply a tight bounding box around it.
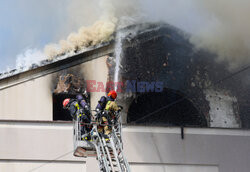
[118,105,123,110]
[118,105,123,113]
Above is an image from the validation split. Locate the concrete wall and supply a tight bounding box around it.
[205,89,240,128]
[0,161,86,172]
[0,121,249,172]
[0,75,53,120]
[80,55,108,110]
[130,164,218,172]
[0,55,108,121]
[124,126,250,172]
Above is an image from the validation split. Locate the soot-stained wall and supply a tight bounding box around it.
[112,23,249,128]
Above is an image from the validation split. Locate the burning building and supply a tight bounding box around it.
[0,23,249,172]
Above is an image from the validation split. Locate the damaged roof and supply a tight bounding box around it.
[0,23,185,81]
[0,42,112,80]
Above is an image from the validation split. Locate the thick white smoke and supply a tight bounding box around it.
[189,1,250,70]
[44,0,118,59]
[16,48,45,70]
[44,0,141,59]
[137,0,250,70]
[15,0,250,71]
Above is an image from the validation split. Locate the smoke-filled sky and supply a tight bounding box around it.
[0,0,101,72]
[0,0,250,72]
[0,0,69,71]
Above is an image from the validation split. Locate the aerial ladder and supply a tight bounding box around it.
[73,110,131,172]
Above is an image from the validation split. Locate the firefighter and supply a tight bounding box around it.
[95,96,107,112]
[63,95,92,140]
[95,95,108,134]
[76,94,91,118]
[102,90,121,137]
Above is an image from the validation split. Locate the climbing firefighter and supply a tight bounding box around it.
[63,94,92,140]
[96,90,122,137]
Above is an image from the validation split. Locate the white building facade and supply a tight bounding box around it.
[0,30,250,172]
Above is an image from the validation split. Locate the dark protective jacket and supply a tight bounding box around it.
[68,99,91,124]
[95,96,107,111]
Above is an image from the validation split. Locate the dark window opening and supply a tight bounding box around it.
[127,88,207,127]
[53,93,76,121]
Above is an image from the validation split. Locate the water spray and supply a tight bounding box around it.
[114,31,125,91]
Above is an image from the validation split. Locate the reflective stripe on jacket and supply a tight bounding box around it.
[69,101,85,118]
[105,101,119,112]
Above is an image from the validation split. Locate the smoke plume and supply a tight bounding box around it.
[44,0,116,59]
[16,48,45,70]
[14,0,250,71]
[44,0,142,59]
[189,1,250,70]
[136,0,250,70]
[46,0,250,70]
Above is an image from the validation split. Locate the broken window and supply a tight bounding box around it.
[53,73,87,121]
[53,93,76,121]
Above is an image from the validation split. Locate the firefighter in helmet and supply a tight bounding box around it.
[63,94,92,140]
[99,90,121,137]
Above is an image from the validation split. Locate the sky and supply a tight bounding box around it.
[0,0,205,72]
[0,0,80,72]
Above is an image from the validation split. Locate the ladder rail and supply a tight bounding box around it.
[102,137,116,172]
[92,126,111,172]
[94,142,107,171]
[74,109,131,172]
[109,136,123,172]
[112,130,131,172]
